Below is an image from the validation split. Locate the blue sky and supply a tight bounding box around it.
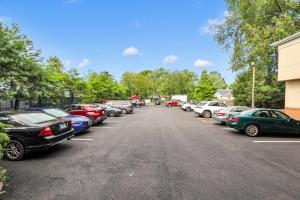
[0,0,234,83]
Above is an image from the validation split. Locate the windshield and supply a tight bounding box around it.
[197,102,207,106]
[44,109,69,117]
[12,113,56,124]
[240,108,256,115]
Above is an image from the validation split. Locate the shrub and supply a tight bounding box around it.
[0,123,9,192]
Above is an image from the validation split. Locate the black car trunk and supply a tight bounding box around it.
[49,121,72,136]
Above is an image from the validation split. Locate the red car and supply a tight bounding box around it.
[65,104,107,125]
[166,100,179,107]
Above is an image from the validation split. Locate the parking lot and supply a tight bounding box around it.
[2,106,300,200]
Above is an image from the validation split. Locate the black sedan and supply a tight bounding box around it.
[0,111,74,161]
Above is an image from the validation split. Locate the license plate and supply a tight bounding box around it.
[59,123,67,130]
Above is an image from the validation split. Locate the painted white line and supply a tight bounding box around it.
[223,127,234,130]
[253,141,300,143]
[93,127,112,129]
[72,138,93,141]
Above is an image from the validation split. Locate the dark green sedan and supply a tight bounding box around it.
[227,108,300,137]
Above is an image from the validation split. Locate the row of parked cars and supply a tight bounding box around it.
[0,100,135,161]
[181,101,300,137]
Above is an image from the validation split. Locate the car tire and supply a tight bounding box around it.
[185,107,191,112]
[109,111,116,117]
[202,110,212,118]
[121,109,127,115]
[88,116,94,125]
[245,124,260,137]
[5,140,25,161]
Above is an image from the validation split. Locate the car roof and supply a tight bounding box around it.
[0,110,42,116]
[71,104,94,106]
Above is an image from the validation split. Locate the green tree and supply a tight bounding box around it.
[193,70,215,101]
[0,23,42,110]
[121,72,152,98]
[157,70,197,98]
[193,70,227,101]
[0,123,9,188]
[214,0,299,108]
[85,71,126,102]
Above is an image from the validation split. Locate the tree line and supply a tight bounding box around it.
[1,0,298,110]
[214,0,299,108]
[0,23,228,110]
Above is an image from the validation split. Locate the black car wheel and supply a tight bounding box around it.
[5,140,25,161]
[88,116,94,125]
[185,107,191,112]
[245,124,260,137]
[202,110,212,118]
[109,111,116,117]
[121,109,127,115]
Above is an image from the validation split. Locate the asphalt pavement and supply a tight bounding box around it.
[1,106,300,200]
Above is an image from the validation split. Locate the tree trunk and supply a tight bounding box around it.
[14,98,20,111]
[38,97,42,107]
[70,92,74,104]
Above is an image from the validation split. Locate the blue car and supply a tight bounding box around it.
[27,108,91,134]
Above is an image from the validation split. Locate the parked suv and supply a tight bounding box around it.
[105,100,133,115]
[65,104,107,125]
[194,101,228,118]
[181,102,198,112]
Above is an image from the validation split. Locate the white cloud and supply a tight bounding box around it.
[200,10,229,34]
[163,55,178,64]
[78,58,90,68]
[122,46,141,56]
[0,16,11,22]
[194,59,214,68]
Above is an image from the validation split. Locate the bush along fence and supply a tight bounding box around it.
[0,123,9,194]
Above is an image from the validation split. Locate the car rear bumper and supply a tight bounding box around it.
[73,123,90,134]
[94,115,108,123]
[227,122,243,130]
[25,129,74,153]
[194,110,204,115]
[212,115,228,123]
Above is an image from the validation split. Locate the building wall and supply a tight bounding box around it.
[285,80,300,119]
[278,36,300,81]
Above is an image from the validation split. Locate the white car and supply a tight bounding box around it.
[181,102,198,111]
[194,101,228,118]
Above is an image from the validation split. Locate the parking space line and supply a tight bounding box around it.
[253,141,300,143]
[72,138,94,141]
[223,127,234,130]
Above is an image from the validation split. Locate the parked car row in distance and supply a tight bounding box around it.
[0,100,136,161]
[180,101,300,137]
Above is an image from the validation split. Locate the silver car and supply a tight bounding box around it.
[212,106,250,124]
[105,100,133,115]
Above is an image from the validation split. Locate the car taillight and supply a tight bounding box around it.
[218,112,225,116]
[39,126,53,137]
[231,117,239,122]
[70,122,74,129]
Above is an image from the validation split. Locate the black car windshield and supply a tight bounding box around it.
[44,109,69,117]
[12,113,56,124]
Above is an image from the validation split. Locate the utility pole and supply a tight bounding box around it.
[251,62,255,108]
